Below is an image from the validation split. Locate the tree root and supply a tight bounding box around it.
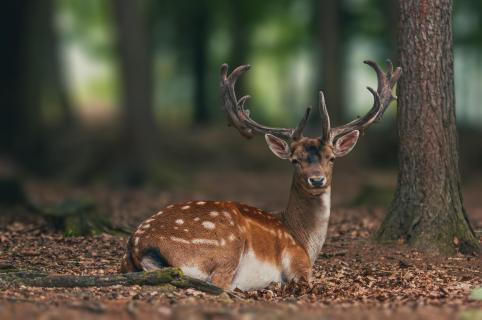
[0,267,223,295]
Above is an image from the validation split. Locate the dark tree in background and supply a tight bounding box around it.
[112,0,158,182]
[375,0,481,254]
[191,1,210,124]
[0,0,71,172]
[319,0,344,124]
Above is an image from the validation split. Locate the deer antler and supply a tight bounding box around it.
[220,64,311,141]
[321,60,402,143]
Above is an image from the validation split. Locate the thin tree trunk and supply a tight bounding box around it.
[375,0,480,255]
[44,0,74,127]
[192,4,209,125]
[113,0,158,182]
[319,0,343,124]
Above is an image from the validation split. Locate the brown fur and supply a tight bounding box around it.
[120,201,311,288]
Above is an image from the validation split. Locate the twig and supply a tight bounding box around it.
[319,250,348,259]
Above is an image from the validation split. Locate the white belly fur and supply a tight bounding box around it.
[231,249,282,291]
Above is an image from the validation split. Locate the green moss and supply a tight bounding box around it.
[41,198,131,236]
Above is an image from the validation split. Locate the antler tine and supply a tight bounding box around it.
[330,60,401,141]
[291,107,312,140]
[318,91,331,143]
[220,63,310,141]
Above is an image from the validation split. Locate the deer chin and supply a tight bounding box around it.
[301,184,330,197]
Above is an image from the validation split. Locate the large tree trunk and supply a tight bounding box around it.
[113,0,158,183]
[0,0,59,171]
[375,0,480,255]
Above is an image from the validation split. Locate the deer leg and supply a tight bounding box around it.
[210,264,237,290]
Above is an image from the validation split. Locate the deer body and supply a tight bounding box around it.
[120,183,330,290]
[120,61,401,291]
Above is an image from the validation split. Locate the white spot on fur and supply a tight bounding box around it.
[141,224,150,229]
[167,204,174,209]
[181,205,190,210]
[135,229,144,235]
[184,229,189,232]
[155,211,163,216]
[194,217,200,222]
[243,208,249,212]
[181,266,209,281]
[134,237,139,246]
[214,201,220,205]
[145,218,155,223]
[174,226,178,230]
[229,221,234,226]
[223,211,232,220]
[196,201,206,205]
[228,233,236,241]
[175,219,184,225]
[170,236,190,244]
[202,221,215,230]
[209,211,219,217]
[220,238,226,246]
[231,249,282,291]
[191,238,219,246]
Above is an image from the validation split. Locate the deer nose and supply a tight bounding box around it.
[308,176,326,188]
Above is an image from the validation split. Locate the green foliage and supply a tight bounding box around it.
[469,287,482,300]
[460,309,482,320]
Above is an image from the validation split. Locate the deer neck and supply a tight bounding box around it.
[281,176,331,265]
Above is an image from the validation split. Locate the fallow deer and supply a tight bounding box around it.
[120,60,401,291]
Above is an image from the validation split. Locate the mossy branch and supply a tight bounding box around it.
[0,267,223,295]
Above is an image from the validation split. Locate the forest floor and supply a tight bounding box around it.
[0,164,481,319]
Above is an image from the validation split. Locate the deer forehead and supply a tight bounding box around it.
[291,139,333,161]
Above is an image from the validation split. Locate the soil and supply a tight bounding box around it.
[0,167,481,320]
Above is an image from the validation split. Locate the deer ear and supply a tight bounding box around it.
[333,130,360,157]
[265,134,291,159]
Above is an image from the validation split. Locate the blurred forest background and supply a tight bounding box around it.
[1,0,482,194]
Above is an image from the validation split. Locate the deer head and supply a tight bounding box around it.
[220,61,402,196]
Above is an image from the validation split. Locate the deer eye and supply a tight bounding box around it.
[329,157,335,163]
[291,159,300,165]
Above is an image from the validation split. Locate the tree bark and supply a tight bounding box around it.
[375,0,481,255]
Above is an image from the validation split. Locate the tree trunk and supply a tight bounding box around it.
[112,0,158,183]
[0,0,54,171]
[192,3,209,125]
[319,0,343,124]
[375,0,480,255]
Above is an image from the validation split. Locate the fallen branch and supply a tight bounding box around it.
[319,250,348,259]
[0,267,223,295]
